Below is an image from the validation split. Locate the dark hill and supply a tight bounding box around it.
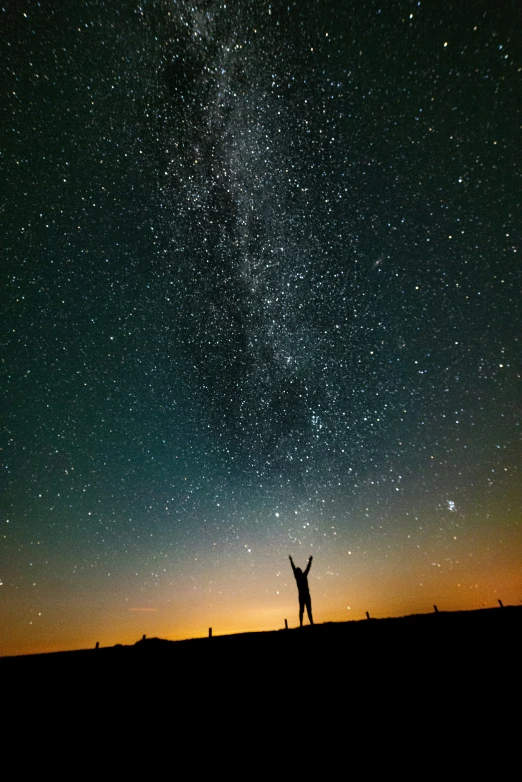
[3,605,520,677]
[3,607,520,756]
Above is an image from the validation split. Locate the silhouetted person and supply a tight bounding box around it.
[289,555,314,627]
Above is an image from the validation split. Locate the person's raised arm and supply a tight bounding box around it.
[289,555,296,575]
[304,555,313,576]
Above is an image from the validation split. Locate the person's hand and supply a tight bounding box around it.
[309,555,313,561]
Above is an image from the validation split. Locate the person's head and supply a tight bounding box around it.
[295,567,302,576]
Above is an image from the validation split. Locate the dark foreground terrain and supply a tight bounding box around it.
[3,607,519,757]
[4,605,520,674]
[3,606,520,687]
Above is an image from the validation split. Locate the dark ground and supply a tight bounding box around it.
[3,607,519,758]
[4,606,520,688]
[4,606,520,671]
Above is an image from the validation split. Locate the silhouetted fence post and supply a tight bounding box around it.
[285,619,288,630]
[95,641,99,650]
[434,605,439,613]
[498,599,504,608]
[209,627,212,638]
[366,611,370,620]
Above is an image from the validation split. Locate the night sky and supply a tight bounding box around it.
[2,0,520,656]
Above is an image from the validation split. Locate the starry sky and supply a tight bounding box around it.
[2,0,520,656]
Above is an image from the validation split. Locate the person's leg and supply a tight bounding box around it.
[299,599,304,627]
[306,596,314,625]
